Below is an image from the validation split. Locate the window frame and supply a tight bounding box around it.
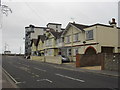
[66,35,70,43]
[86,30,94,40]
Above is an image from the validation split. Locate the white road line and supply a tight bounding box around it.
[37,79,52,83]
[2,68,22,84]
[34,67,46,72]
[55,73,85,83]
[22,64,30,67]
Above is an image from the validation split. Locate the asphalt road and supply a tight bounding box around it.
[2,56,118,88]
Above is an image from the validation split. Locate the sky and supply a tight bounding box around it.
[0,0,119,54]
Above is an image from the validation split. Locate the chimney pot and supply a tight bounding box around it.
[112,18,115,23]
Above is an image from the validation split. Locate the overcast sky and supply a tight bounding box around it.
[1,0,119,54]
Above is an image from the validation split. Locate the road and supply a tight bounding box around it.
[2,56,118,88]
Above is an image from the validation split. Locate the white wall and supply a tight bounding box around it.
[31,28,44,39]
[47,24,61,32]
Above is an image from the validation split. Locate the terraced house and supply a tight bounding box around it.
[28,18,120,65]
[31,39,38,56]
[44,29,61,56]
[37,35,46,56]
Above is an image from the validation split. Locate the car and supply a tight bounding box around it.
[61,55,70,63]
[26,55,30,59]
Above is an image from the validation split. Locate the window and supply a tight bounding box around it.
[86,30,93,40]
[74,33,79,42]
[73,48,79,55]
[66,36,70,43]
[46,39,52,46]
[56,25,58,28]
[67,48,71,56]
[75,48,78,55]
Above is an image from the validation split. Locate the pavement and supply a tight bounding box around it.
[57,62,119,77]
[2,69,18,89]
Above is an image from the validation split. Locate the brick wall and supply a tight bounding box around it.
[78,54,101,67]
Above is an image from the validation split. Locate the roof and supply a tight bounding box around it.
[25,26,47,29]
[38,35,46,43]
[61,28,65,31]
[71,23,89,31]
[47,23,62,26]
[63,22,120,35]
[62,22,89,35]
[50,31,60,38]
[30,39,38,46]
[57,31,64,39]
[86,23,114,28]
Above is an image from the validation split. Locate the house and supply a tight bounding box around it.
[83,18,120,54]
[44,29,60,56]
[37,35,46,56]
[25,25,34,56]
[25,24,46,56]
[47,23,62,32]
[31,39,38,56]
[62,22,89,61]
[55,30,64,55]
[62,18,120,61]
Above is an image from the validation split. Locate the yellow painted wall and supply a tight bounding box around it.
[31,56,44,62]
[96,26,118,53]
[45,56,62,64]
[38,40,44,51]
[118,29,120,47]
[84,25,119,53]
[32,43,37,52]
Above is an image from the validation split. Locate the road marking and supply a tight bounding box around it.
[37,79,52,83]
[2,68,22,84]
[22,64,30,68]
[55,73,85,83]
[35,75,40,77]
[34,67,46,72]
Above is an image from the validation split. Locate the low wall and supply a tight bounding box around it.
[31,56,44,62]
[45,56,62,64]
[103,53,119,71]
[31,56,62,64]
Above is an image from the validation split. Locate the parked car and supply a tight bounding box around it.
[61,55,70,63]
[26,55,30,59]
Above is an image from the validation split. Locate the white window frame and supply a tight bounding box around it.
[66,36,70,43]
[74,33,79,42]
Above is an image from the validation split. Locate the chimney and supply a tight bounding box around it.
[73,21,75,24]
[109,18,117,27]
